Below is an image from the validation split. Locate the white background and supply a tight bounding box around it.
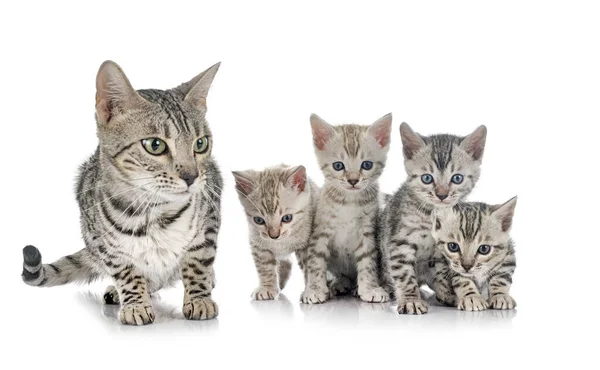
[1,1,598,368]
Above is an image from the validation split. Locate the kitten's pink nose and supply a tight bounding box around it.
[462,263,474,272]
[347,179,359,186]
[268,228,280,239]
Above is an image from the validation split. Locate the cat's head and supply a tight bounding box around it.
[310,114,392,192]
[431,197,517,278]
[400,123,487,208]
[232,165,311,241]
[94,60,220,200]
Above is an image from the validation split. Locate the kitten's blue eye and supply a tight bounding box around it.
[194,136,210,154]
[361,161,373,170]
[451,174,464,184]
[478,245,491,255]
[281,214,293,223]
[253,217,265,225]
[142,138,167,155]
[421,174,434,184]
[333,162,345,171]
[447,242,460,253]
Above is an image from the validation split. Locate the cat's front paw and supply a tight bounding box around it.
[251,286,279,300]
[397,298,429,314]
[119,303,155,325]
[329,276,354,296]
[458,295,488,311]
[300,287,330,304]
[488,294,516,310]
[183,297,219,320]
[358,287,390,303]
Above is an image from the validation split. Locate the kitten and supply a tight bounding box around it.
[430,198,518,311]
[301,113,392,304]
[233,165,319,300]
[21,61,223,325]
[381,122,487,314]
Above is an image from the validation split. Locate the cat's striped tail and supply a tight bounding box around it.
[22,245,99,287]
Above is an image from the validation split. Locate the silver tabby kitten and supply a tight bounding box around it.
[429,198,518,311]
[381,122,487,314]
[233,165,318,300]
[301,113,392,304]
[21,61,223,325]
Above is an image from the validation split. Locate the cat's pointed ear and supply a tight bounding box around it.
[310,114,336,151]
[460,125,487,161]
[491,196,517,232]
[285,166,307,193]
[178,62,221,110]
[399,122,426,159]
[232,170,255,196]
[368,113,393,148]
[95,61,147,125]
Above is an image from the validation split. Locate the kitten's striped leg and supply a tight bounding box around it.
[488,254,516,309]
[432,259,456,306]
[388,238,428,314]
[250,246,279,300]
[277,257,293,291]
[355,225,389,303]
[181,238,219,320]
[110,265,155,325]
[300,232,331,304]
[452,275,488,311]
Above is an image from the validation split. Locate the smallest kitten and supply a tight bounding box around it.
[430,197,518,311]
[233,165,318,300]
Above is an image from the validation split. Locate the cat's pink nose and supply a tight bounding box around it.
[268,228,280,239]
[347,179,358,186]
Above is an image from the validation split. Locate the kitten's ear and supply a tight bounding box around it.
[285,166,307,193]
[460,125,487,161]
[95,61,147,125]
[310,114,336,151]
[178,62,221,110]
[232,170,255,196]
[367,113,393,148]
[491,196,517,232]
[399,122,426,159]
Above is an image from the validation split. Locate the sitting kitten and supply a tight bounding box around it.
[430,198,518,311]
[233,165,318,300]
[301,113,392,304]
[381,122,487,314]
[21,61,222,325]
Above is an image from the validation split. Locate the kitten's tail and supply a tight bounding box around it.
[21,245,99,287]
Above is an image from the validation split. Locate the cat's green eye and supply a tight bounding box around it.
[194,136,210,154]
[142,138,167,155]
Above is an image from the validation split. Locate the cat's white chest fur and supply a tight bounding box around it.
[116,206,196,287]
[328,202,365,277]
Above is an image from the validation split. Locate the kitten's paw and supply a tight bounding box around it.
[300,287,330,304]
[103,285,120,305]
[183,297,219,320]
[397,298,429,314]
[119,303,155,325]
[458,295,488,311]
[329,276,354,296]
[435,293,456,307]
[488,294,516,310]
[358,287,390,303]
[251,286,279,301]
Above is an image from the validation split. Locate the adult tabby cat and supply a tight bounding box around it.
[21,61,223,325]
[301,113,392,304]
[430,198,518,311]
[381,122,487,314]
[233,165,318,300]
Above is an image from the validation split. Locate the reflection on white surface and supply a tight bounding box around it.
[74,288,515,333]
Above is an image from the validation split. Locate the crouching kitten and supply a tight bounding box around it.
[430,198,518,311]
[233,165,318,300]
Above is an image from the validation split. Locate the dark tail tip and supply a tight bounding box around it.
[23,245,41,266]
